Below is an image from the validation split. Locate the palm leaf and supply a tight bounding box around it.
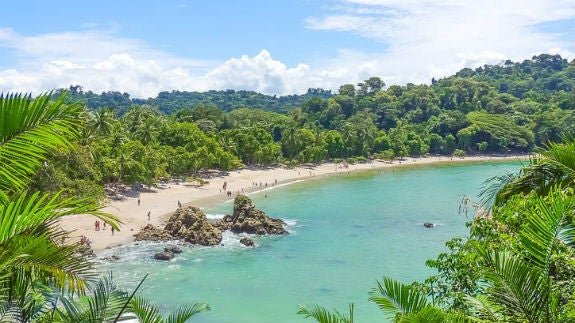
[165,303,210,323]
[473,246,549,322]
[297,304,354,323]
[130,296,163,323]
[0,93,82,193]
[463,294,503,322]
[519,187,575,271]
[369,277,428,320]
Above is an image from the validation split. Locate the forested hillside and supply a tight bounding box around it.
[40,54,574,202]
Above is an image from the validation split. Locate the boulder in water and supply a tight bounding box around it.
[240,237,255,247]
[164,206,222,246]
[215,195,288,235]
[154,251,174,261]
[164,245,183,254]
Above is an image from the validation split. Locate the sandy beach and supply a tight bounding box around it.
[58,155,528,253]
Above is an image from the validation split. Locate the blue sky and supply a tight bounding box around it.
[0,0,573,98]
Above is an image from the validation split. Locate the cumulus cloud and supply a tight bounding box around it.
[0,0,574,98]
[305,0,575,86]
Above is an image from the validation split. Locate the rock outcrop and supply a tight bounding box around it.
[134,224,172,242]
[164,245,183,254]
[164,206,222,246]
[214,195,288,235]
[135,195,287,258]
[154,251,175,261]
[424,222,435,228]
[240,237,255,247]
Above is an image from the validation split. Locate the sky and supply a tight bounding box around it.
[0,0,573,98]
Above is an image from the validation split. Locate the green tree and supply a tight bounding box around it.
[0,93,119,320]
[486,136,575,207]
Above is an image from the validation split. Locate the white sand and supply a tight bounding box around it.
[58,155,528,253]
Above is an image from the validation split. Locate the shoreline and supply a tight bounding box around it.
[58,154,528,254]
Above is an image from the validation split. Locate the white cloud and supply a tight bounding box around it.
[304,0,575,88]
[0,0,574,98]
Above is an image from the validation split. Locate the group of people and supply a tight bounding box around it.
[94,220,115,235]
[80,235,91,246]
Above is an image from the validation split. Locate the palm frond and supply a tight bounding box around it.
[0,93,83,193]
[463,294,503,322]
[297,304,354,323]
[165,303,210,323]
[0,191,120,246]
[130,296,162,323]
[479,172,518,208]
[519,187,575,271]
[368,277,428,320]
[396,305,446,323]
[473,246,549,322]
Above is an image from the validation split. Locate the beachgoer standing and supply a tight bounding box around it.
[95,220,100,231]
[147,211,151,221]
[111,226,115,235]
[138,198,141,206]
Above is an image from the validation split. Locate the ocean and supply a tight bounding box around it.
[99,161,522,323]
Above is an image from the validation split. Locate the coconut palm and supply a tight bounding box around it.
[482,135,575,207]
[0,92,120,321]
[89,108,116,136]
[0,92,207,322]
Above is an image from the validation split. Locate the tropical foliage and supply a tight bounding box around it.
[299,137,575,322]
[40,55,573,204]
[0,93,207,322]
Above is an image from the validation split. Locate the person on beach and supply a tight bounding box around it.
[177,200,181,208]
[111,226,115,235]
[138,198,141,206]
[94,220,100,231]
[147,211,151,221]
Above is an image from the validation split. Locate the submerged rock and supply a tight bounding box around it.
[164,206,222,246]
[154,251,174,261]
[424,222,434,228]
[214,195,288,235]
[164,245,183,254]
[240,237,255,247]
[76,244,95,258]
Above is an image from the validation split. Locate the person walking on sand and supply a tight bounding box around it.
[138,198,141,206]
[147,211,151,221]
[111,226,115,235]
[95,220,100,231]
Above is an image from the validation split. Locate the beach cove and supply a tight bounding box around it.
[96,158,524,323]
[59,155,527,253]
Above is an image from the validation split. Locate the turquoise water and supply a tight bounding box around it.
[99,161,522,323]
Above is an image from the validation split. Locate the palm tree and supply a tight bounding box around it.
[135,116,160,145]
[0,92,120,321]
[0,92,208,322]
[281,126,298,159]
[89,108,116,136]
[482,135,575,207]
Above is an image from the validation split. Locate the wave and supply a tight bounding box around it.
[246,179,305,196]
[205,213,226,220]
